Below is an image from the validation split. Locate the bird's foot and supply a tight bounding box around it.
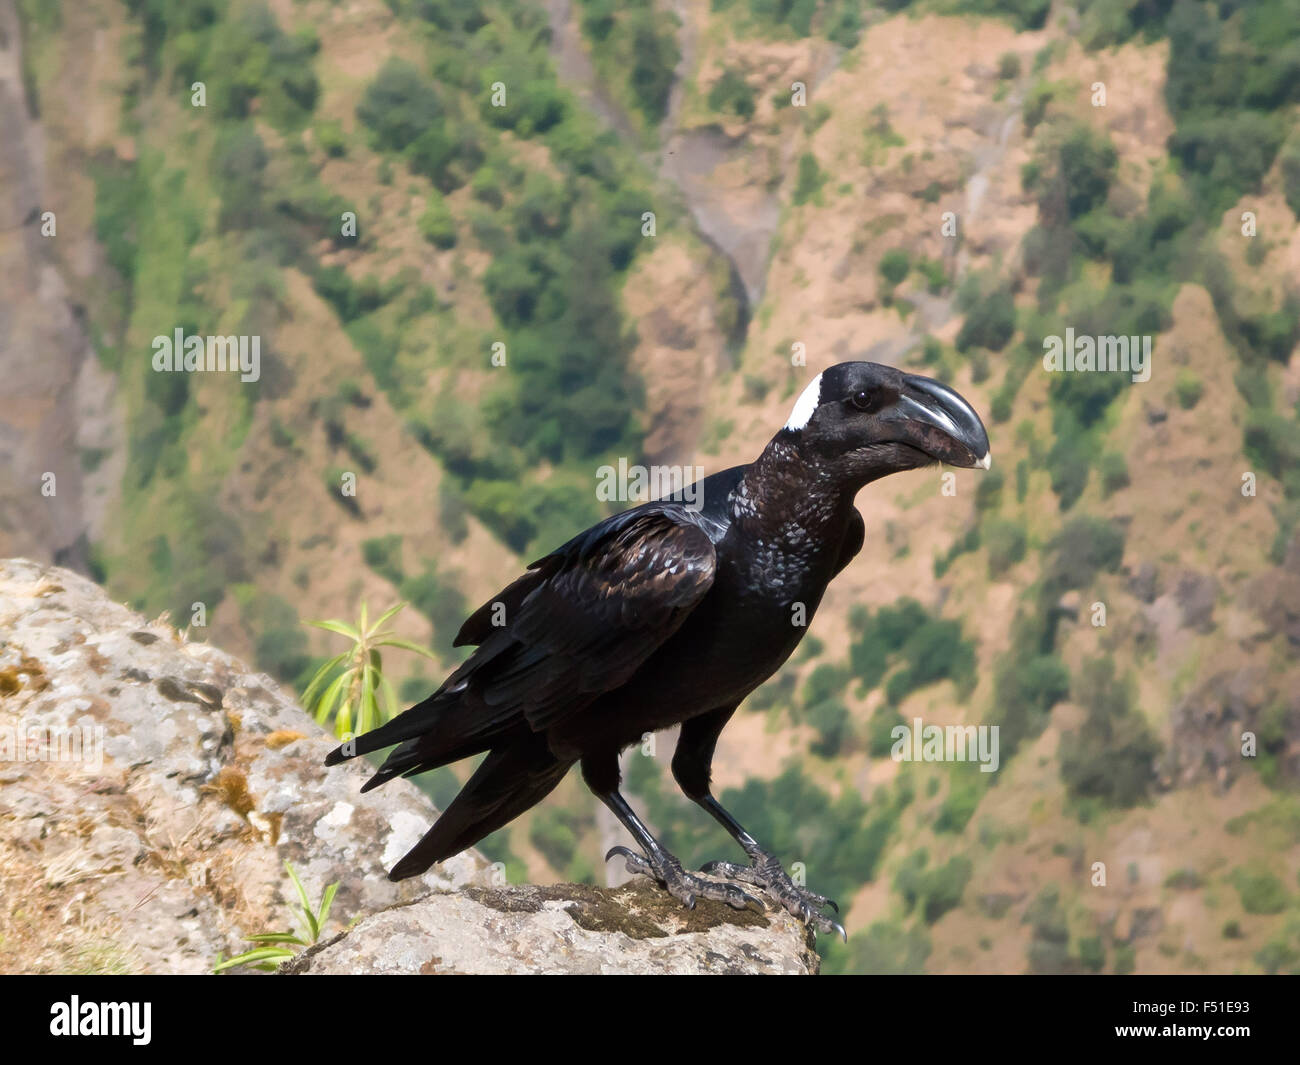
[701,851,846,941]
[605,845,764,914]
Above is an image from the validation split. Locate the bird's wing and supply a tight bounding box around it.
[444,507,717,734]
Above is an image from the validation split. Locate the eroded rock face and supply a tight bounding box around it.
[0,559,815,975]
[0,557,483,973]
[285,882,820,975]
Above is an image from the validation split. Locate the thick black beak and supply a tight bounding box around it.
[884,373,991,470]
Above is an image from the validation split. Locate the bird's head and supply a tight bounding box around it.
[778,362,991,485]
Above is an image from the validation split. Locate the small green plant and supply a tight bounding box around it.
[707,68,755,120]
[302,601,439,737]
[418,192,457,249]
[793,152,825,206]
[315,118,348,158]
[879,248,911,287]
[214,862,339,973]
[1174,368,1203,409]
[1232,864,1290,915]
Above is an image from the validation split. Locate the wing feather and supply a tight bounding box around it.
[439,508,716,736]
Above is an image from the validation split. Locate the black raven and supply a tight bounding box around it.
[326,361,990,936]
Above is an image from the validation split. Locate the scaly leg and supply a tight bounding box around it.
[673,709,847,940]
[583,752,761,913]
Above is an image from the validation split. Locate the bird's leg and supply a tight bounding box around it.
[585,750,758,910]
[691,795,846,940]
[597,789,763,913]
[669,709,845,939]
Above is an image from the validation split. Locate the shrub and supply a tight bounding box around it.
[1099,452,1130,496]
[246,593,311,684]
[896,850,973,924]
[1244,411,1300,484]
[315,118,347,157]
[1024,884,1070,973]
[888,618,977,703]
[1282,135,1300,219]
[1078,936,1105,973]
[1232,865,1290,916]
[803,663,850,708]
[869,705,905,757]
[1169,113,1286,213]
[879,248,911,287]
[975,466,1004,511]
[361,534,404,585]
[1054,122,1117,220]
[1044,514,1126,594]
[438,481,470,543]
[793,152,824,206]
[990,621,1070,757]
[400,560,469,654]
[1174,368,1203,409]
[1059,657,1160,807]
[808,699,852,758]
[1045,429,1090,511]
[212,118,270,182]
[708,68,755,120]
[627,8,679,122]
[934,770,987,834]
[956,279,1015,352]
[356,58,442,152]
[418,192,457,249]
[984,518,1027,577]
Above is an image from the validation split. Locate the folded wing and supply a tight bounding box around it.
[326,506,717,786]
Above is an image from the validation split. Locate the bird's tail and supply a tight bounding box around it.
[324,688,503,793]
[323,689,451,766]
[388,737,573,880]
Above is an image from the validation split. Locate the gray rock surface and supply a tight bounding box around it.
[285,882,819,975]
[0,559,816,974]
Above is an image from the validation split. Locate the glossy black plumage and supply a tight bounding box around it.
[326,361,990,916]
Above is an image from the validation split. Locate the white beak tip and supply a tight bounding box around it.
[979,452,992,470]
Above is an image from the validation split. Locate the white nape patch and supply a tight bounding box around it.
[784,372,824,431]
[979,452,992,470]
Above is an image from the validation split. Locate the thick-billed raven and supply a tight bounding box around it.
[326,361,990,936]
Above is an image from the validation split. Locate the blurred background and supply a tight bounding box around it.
[1,0,1298,974]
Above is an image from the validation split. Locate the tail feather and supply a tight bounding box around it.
[356,731,490,794]
[388,737,572,880]
[323,691,454,767]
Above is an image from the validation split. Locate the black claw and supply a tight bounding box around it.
[604,845,637,863]
[826,898,840,914]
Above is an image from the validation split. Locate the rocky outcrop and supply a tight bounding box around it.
[0,559,815,974]
[285,882,818,975]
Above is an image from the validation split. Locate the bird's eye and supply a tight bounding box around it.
[850,390,873,412]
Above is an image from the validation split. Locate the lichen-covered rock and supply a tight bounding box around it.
[0,559,817,975]
[0,558,483,974]
[284,882,820,975]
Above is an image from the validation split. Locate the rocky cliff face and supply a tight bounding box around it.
[0,557,815,974]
